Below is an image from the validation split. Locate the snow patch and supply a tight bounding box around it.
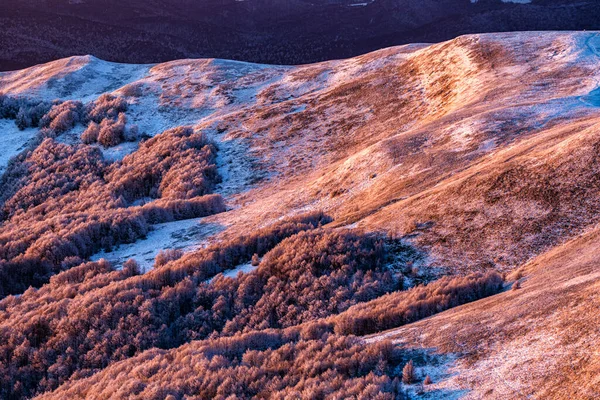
[208,261,258,283]
[126,92,212,138]
[287,104,307,114]
[90,218,223,272]
[0,119,37,174]
[580,87,600,107]
[97,141,140,162]
[215,132,259,198]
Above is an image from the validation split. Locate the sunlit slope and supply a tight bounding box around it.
[3,31,600,399]
[367,223,600,399]
[3,32,600,273]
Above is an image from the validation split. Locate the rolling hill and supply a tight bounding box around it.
[1,31,600,398]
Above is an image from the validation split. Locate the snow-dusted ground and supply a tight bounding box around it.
[0,119,37,174]
[96,141,140,162]
[125,93,213,138]
[90,218,224,272]
[214,132,260,198]
[0,56,151,103]
[208,261,258,283]
[4,32,600,397]
[404,353,468,400]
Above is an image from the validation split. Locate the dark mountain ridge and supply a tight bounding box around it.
[3,0,600,71]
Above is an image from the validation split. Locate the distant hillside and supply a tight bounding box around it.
[4,0,600,70]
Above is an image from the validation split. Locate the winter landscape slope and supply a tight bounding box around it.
[1,31,600,398]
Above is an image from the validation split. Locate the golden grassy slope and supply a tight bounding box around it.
[4,31,600,399]
[367,222,600,399]
[188,32,600,275]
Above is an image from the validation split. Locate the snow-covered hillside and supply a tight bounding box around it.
[3,32,600,399]
[0,119,37,174]
[3,32,600,272]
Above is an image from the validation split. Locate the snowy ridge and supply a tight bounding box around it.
[4,31,600,398]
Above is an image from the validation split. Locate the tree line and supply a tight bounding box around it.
[0,215,504,399]
[0,125,224,297]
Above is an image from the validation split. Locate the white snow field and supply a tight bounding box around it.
[91,218,224,272]
[0,119,37,174]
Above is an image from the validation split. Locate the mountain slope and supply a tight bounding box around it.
[1,32,600,398]
[368,222,600,399]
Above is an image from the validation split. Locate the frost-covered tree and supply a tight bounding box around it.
[402,359,415,384]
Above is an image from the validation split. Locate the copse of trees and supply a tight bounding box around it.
[80,95,138,147]
[154,249,184,268]
[0,124,225,297]
[35,330,408,400]
[16,102,52,130]
[95,112,138,147]
[84,93,128,123]
[108,126,220,201]
[0,213,333,398]
[1,138,107,219]
[214,229,398,334]
[402,360,415,384]
[0,94,53,129]
[39,100,83,133]
[0,95,91,133]
[97,112,126,147]
[332,271,504,336]
[0,93,137,148]
[81,121,100,144]
[140,194,225,223]
[0,94,21,119]
[49,258,115,286]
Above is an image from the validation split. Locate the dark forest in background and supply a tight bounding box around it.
[2,0,600,70]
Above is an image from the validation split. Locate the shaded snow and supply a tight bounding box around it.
[0,119,37,174]
[406,353,468,400]
[125,92,213,138]
[47,58,152,103]
[214,133,259,198]
[580,87,600,107]
[96,141,140,162]
[287,104,307,114]
[208,261,258,283]
[90,218,224,272]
